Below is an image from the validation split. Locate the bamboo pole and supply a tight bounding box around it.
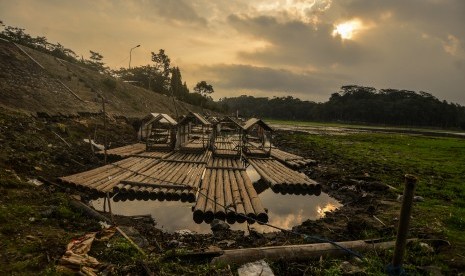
[248,159,280,189]
[223,170,235,223]
[211,240,409,266]
[214,168,226,220]
[229,167,246,223]
[240,170,268,223]
[234,170,256,223]
[87,160,149,191]
[193,169,211,223]
[204,169,217,223]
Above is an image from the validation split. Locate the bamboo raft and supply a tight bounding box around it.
[97,143,146,158]
[134,151,172,159]
[212,137,240,157]
[270,148,317,169]
[114,151,212,202]
[59,157,161,196]
[247,158,320,192]
[193,157,268,224]
[180,137,210,152]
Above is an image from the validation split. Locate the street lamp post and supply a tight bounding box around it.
[129,44,140,69]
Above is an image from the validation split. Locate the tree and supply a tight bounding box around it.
[151,49,171,94]
[86,50,106,72]
[193,81,214,110]
[170,67,189,100]
[194,81,214,98]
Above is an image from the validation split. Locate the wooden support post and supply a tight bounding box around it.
[102,97,108,165]
[387,174,417,275]
[106,192,114,224]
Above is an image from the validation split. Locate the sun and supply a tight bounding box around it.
[332,19,363,40]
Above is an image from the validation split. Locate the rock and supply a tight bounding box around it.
[414,196,425,202]
[211,219,230,231]
[167,240,183,248]
[419,242,434,253]
[339,261,364,274]
[238,260,274,276]
[218,239,236,247]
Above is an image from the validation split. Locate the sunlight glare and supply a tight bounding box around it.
[317,203,339,218]
[332,19,363,40]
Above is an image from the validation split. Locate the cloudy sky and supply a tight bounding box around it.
[1,0,464,104]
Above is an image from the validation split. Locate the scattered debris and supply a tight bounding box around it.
[27,178,44,186]
[57,233,101,275]
[237,260,274,276]
[83,138,105,151]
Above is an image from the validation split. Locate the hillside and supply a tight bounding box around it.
[0,38,201,117]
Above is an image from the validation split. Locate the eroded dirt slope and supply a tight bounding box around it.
[0,39,199,117]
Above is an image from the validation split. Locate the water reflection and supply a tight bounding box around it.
[91,166,341,234]
[92,190,341,234]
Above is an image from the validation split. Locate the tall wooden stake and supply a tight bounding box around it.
[387,174,417,275]
[102,97,107,165]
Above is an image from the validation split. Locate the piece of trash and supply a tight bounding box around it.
[238,260,275,276]
[34,166,43,171]
[96,227,116,241]
[57,232,100,275]
[83,139,105,150]
[27,178,44,186]
[175,229,195,236]
[29,217,35,222]
[98,221,111,229]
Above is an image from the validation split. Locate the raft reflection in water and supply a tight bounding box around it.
[91,188,341,234]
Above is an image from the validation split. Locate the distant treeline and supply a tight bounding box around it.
[221,85,465,129]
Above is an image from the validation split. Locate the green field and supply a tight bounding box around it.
[278,126,465,270]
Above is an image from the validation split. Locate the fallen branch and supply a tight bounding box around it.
[211,239,417,266]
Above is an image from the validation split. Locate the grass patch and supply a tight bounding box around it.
[279,130,465,272]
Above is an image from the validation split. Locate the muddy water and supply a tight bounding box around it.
[92,167,341,234]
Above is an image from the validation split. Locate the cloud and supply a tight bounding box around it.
[145,0,208,27]
[228,14,370,67]
[189,63,347,100]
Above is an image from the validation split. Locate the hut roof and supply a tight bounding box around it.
[178,112,211,126]
[243,118,273,131]
[218,116,243,128]
[144,113,177,126]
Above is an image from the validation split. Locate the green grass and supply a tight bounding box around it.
[296,133,465,200]
[285,130,465,257]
